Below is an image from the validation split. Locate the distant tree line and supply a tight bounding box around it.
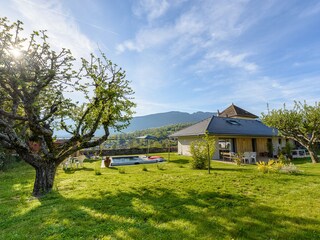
[100,123,192,150]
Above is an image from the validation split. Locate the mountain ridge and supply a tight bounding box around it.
[124,111,215,133]
[55,111,215,137]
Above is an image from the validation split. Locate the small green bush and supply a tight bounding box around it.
[190,140,207,169]
[142,166,148,171]
[233,153,243,166]
[190,132,215,169]
[119,168,126,174]
[267,141,274,157]
[278,153,290,164]
[95,170,102,175]
[281,141,294,160]
[0,152,19,171]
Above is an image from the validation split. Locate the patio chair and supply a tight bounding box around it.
[61,157,73,169]
[74,155,86,168]
[242,152,251,164]
[250,152,257,163]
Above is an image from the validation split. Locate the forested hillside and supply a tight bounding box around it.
[122,111,214,133]
[103,122,192,149]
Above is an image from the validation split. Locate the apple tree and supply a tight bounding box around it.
[0,18,135,196]
[262,102,320,163]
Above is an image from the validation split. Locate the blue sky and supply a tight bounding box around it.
[1,0,320,116]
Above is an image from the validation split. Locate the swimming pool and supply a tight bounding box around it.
[109,155,164,167]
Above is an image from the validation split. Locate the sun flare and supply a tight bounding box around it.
[9,48,22,58]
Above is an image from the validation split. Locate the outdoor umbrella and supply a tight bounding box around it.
[136,135,158,156]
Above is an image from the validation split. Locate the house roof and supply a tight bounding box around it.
[218,104,258,119]
[170,118,212,137]
[170,116,278,138]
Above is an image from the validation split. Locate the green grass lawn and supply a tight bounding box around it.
[1,154,320,240]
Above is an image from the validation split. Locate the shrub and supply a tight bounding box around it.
[257,159,301,174]
[119,168,126,174]
[273,160,285,170]
[233,153,243,166]
[279,163,303,174]
[257,160,274,173]
[278,153,290,164]
[190,132,215,169]
[281,141,294,160]
[0,152,20,171]
[267,141,274,157]
[142,166,148,171]
[95,169,102,175]
[190,140,207,169]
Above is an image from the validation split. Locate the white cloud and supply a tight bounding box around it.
[117,0,253,57]
[206,50,258,73]
[133,73,320,117]
[133,0,170,21]
[228,75,320,110]
[117,26,175,53]
[11,0,95,59]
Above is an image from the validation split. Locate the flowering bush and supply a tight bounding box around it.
[279,163,303,174]
[257,159,301,174]
[257,160,275,173]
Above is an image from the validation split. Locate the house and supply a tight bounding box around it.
[170,104,290,160]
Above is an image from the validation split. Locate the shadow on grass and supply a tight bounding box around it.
[107,167,119,170]
[213,167,252,172]
[2,185,320,240]
[63,167,94,174]
[169,159,189,164]
[84,158,102,163]
[291,158,313,165]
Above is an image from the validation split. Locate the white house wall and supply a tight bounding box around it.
[177,136,220,159]
[213,139,220,160]
[177,136,199,156]
[272,137,295,156]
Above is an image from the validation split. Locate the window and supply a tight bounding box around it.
[219,139,232,150]
[226,119,240,125]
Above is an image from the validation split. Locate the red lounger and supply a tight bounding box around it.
[148,156,162,160]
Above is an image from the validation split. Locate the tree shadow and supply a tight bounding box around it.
[63,167,94,174]
[169,159,189,164]
[84,158,103,163]
[291,158,313,165]
[213,167,252,172]
[107,167,119,170]
[3,186,320,239]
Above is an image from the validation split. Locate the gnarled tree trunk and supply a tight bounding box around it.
[32,161,57,197]
[307,146,319,164]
